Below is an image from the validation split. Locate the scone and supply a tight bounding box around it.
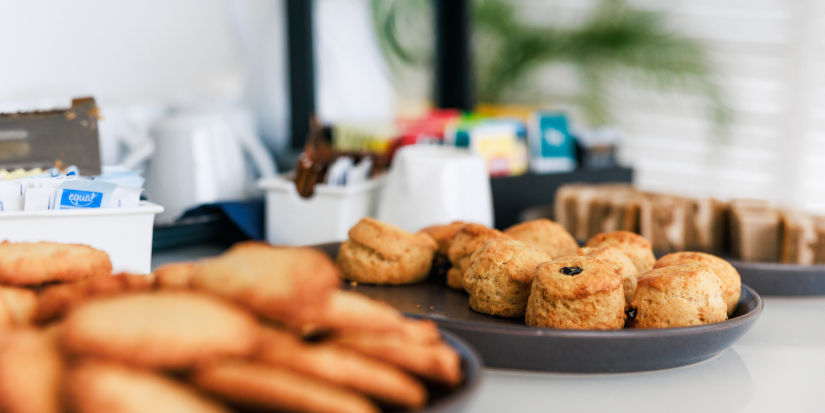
[654,252,741,316]
[586,231,655,273]
[446,224,511,290]
[419,221,465,255]
[504,219,578,257]
[463,239,552,317]
[525,256,625,330]
[630,263,727,328]
[576,246,638,308]
[337,218,438,285]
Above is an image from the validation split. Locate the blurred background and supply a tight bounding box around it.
[2,0,823,244]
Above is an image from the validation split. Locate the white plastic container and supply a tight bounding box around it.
[0,202,164,274]
[259,176,384,246]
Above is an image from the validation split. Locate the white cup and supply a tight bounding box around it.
[376,145,494,232]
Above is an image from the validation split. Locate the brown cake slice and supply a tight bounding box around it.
[639,193,694,253]
[687,198,728,253]
[813,216,825,264]
[729,203,781,262]
[780,210,817,264]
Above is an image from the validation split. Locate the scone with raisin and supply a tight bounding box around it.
[630,263,727,328]
[504,219,578,257]
[525,256,625,330]
[337,218,438,285]
[463,239,552,318]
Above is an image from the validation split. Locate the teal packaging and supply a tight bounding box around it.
[528,111,577,173]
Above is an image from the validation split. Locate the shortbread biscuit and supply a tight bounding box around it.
[0,329,62,413]
[67,360,229,413]
[191,360,379,413]
[35,273,153,323]
[420,221,465,255]
[0,241,111,285]
[526,256,625,330]
[0,287,38,326]
[190,242,340,324]
[330,331,463,387]
[153,262,196,290]
[631,263,727,328]
[446,224,511,290]
[576,246,638,308]
[463,239,552,317]
[654,252,741,316]
[258,328,427,409]
[306,290,440,344]
[61,292,259,369]
[337,218,438,285]
[504,219,578,257]
[586,231,655,273]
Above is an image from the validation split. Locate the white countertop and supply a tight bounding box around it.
[153,248,825,413]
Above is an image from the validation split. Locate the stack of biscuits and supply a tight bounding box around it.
[555,183,825,264]
[0,240,463,413]
[336,218,742,330]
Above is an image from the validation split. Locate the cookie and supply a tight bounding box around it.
[419,221,466,255]
[35,272,154,323]
[191,359,379,413]
[0,286,38,326]
[305,290,441,344]
[330,330,463,387]
[504,219,578,257]
[258,328,427,409]
[446,224,511,290]
[153,262,196,290]
[190,242,340,324]
[630,263,727,328]
[654,252,741,316]
[463,238,552,317]
[0,329,62,413]
[576,246,638,308]
[337,218,437,285]
[586,231,655,273]
[0,241,111,286]
[525,256,625,330]
[61,291,259,369]
[67,360,229,413]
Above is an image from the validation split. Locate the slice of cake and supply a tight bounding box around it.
[729,202,781,262]
[780,210,817,264]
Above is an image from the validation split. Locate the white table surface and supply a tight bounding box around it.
[153,248,825,413]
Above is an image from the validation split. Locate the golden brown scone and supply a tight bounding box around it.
[35,273,154,323]
[0,241,111,286]
[330,330,462,387]
[0,287,38,326]
[504,219,579,257]
[190,242,339,324]
[576,246,638,308]
[446,224,511,290]
[67,360,229,413]
[586,231,655,273]
[525,256,625,330]
[419,221,466,255]
[61,291,259,369]
[654,252,741,316]
[337,218,438,285]
[0,329,62,413]
[191,359,379,413]
[153,262,196,290]
[630,263,727,328]
[463,239,552,317]
[258,328,427,409]
[304,290,441,344]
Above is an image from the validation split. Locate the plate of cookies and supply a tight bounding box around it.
[0,240,482,413]
[328,218,763,373]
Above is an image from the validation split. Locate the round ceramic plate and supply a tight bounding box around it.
[729,259,825,296]
[411,330,483,413]
[318,243,763,373]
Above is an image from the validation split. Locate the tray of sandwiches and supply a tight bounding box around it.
[0,241,482,413]
[543,183,825,295]
[322,216,763,373]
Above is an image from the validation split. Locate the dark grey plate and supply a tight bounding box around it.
[318,243,762,373]
[413,330,483,413]
[730,259,825,296]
